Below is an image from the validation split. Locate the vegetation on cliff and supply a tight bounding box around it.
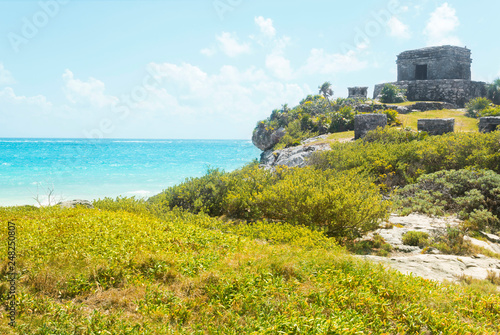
[254,82,399,151]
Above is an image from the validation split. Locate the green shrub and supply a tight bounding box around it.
[274,119,316,149]
[149,168,231,216]
[380,84,407,103]
[465,209,500,231]
[402,228,472,255]
[246,167,390,240]
[224,220,339,250]
[465,97,492,118]
[402,231,429,247]
[487,78,500,105]
[311,131,500,187]
[478,106,500,117]
[362,127,426,144]
[93,196,152,215]
[224,163,276,220]
[328,105,356,133]
[349,233,392,256]
[432,226,471,255]
[394,169,500,231]
[149,163,389,242]
[381,109,400,125]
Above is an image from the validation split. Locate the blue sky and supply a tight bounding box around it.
[0,0,499,139]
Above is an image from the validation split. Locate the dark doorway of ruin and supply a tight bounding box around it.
[416,64,428,80]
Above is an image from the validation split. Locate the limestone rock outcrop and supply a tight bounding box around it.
[361,214,500,283]
[252,123,286,151]
[259,135,334,168]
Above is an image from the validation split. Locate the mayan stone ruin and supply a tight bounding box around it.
[374,46,487,107]
[417,118,455,136]
[348,87,368,99]
[354,114,387,140]
[479,117,500,133]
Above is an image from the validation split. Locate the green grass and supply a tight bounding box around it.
[398,109,478,132]
[304,131,354,146]
[373,100,436,106]
[326,130,354,140]
[1,204,500,333]
[305,108,475,146]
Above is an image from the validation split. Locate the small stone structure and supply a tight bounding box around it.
[354,114,387,140]
[58,199,94,209]
[373,46,486,107]
[348,87,368,99]
[479,117,500,133]
[397,46,471,81]
[417,118,455,135]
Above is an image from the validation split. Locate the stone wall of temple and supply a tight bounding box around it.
[397,46,471,81]
[373,79,487,107]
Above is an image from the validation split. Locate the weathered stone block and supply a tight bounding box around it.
[354,114,387,140]
[348,87,368,99]
[417,118,455,135]
[479,117,500,133]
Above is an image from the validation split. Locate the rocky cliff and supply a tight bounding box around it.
[258,135,334,169]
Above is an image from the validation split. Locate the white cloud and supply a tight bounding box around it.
[356,42,369,50]
[201,46,216,57]
[0,63,15,85]
[388,16,411,39]
[424,3,461,46]
[255,16,276,38]
[62,70,118,108]
[0,87,52,110]
[301,49,368,75]
[145,61,305,128]
[216,32,251,57]
[266,53,293,80]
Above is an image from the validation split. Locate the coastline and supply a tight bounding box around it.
[0,138,260,207]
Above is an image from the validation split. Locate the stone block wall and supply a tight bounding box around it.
[348,87,368,99]
[373,79,486,107]
[479,117,500,133]
[417,118,455,135]
[397,46,471,81]
[354,114,387,140]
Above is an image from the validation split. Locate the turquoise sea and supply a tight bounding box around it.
[0,138,260,206]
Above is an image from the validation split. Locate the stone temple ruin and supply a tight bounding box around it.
[348,87,368,99]
[373,46,486,107]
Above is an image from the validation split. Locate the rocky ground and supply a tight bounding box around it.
[362,214,500,283]
[259,135,352,169]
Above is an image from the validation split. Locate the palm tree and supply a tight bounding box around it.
[487,78,500,105]
[318,81,333,100]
